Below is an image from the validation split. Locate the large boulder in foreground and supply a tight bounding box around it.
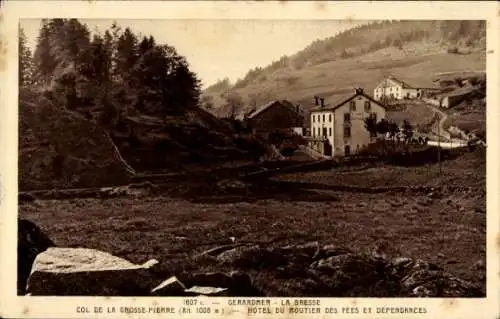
[26,247,159,296]
[18,219,55,295]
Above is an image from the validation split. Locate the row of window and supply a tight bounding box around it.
[311,101,372,123]
[311,127,333,137]
[311,126,352,138]
[376,86,401,92]
[311,112,377,139]
[343,112,376,123]
[312,113,333,123]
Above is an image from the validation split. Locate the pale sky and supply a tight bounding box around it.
[20,19,366,88]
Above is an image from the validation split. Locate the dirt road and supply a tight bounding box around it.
[420,101,449,139]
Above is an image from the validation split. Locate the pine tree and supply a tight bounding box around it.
[19,26,34,87]
[33,20,57,85]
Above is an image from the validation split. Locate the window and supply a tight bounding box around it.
[344,126,351,138]
[312,115,315,123]
[369,112,377,122]
[344,113,351,123]
[329,114,332,122]
[323,127,327,137]
[364,101,371,112]
[323,114,325,122]
[349,101,356,111]
[329,127,332,136]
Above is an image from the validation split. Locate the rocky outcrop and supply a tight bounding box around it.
[18,219,55,295]
[19,96,133,191]
[198,243,483,297]
[19,221,483,297]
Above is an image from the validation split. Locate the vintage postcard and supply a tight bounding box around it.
[1,0,499,318]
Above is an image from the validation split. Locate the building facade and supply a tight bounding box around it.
[309,88,386,157]
[246,100,304,134]
[373,76,438,101]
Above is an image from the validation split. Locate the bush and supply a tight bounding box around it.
[447,46,459,54]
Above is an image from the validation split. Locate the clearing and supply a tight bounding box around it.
[19,149,486,296]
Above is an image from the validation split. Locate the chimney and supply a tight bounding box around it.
[314,96,319,106]
[320,98,325,108]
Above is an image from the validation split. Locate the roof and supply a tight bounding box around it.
[387,76,413,89]
[310,90,387,113]
[246,100,297,119]
[376,75,439,90]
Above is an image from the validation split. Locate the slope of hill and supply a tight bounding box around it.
[109,107,267,172]
[202,20,486,118]
[19,88,274,191]
[19,89,134,191]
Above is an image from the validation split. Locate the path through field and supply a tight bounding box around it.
[420,101,449,139]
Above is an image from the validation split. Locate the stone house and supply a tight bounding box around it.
[308,88,386,157]
[373,76,439,101]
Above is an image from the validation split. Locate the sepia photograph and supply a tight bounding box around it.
[1,1,499,318]
[16,17,487,298]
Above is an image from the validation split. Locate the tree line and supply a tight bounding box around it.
[364,116,416,143]
[19,19,202,126]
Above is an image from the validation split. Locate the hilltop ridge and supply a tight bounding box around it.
[202,20,486,117]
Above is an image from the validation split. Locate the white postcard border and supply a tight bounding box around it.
[1,1,499,318]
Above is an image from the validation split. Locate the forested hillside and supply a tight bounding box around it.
[23,19,201,120]
[18,19,266,190]
[202,20,486,117]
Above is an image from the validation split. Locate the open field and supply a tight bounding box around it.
[205,45,486,117]
[19,149,486,296]
[386,101,439,131]
[443,109,486,139]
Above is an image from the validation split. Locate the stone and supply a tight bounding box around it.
[185,270,260,296]
[406,272,482,297]
[216,245,286,269]
[194,244,246,259]
[18,219,55,295]
[184,286,228,296]
[473,259,485,270]
[309,254,382,296]
[26,247,160,296]
[216,179,248,190]
[151,276,187,296]
[314,244,353,261]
